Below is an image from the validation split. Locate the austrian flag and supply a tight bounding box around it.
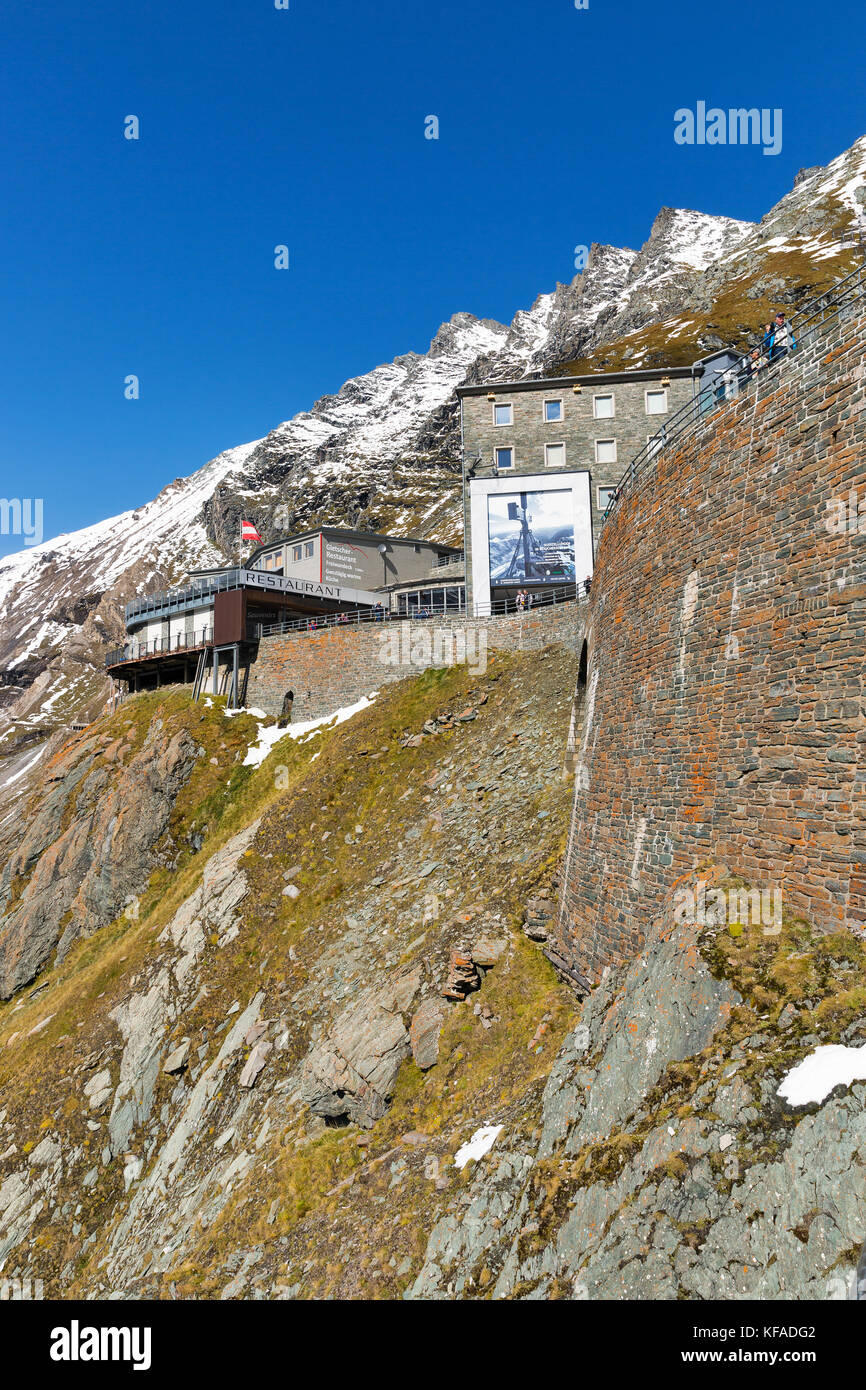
[241,519,262,544]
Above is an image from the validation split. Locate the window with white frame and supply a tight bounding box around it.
[544,442,566,469]
[598,485,618,511]
[593,393,615,419]
[595,438,617,465]
[494,446,514,470]
[493,403,513,426]
[543,398,562,423]
[645,389,668,415]
[304,541,315,558]
[646,433,664,458]
[292,544,303,562]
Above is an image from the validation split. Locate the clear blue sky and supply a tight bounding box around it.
[0,0,862,557]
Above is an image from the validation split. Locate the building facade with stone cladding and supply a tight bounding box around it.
[458,366,698,605]
[556,301,866,984]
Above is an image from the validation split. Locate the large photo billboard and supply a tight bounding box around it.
[487,488,576,585]
[468,470,593,613]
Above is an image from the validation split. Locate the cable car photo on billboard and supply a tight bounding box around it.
[488,490,576,584]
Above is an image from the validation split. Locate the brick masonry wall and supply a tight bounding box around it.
[556,303,866,983]
[246,600,586,720]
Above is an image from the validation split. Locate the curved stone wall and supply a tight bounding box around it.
[558,303,866,983]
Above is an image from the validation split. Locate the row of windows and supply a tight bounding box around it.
[491,389,668,427]
[492,437,631,472]
[258,540,315,572]
[494,442,656,492]
[395,586,465,615]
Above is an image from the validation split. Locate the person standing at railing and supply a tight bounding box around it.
[761,322,774,357]
[767,311,796,362]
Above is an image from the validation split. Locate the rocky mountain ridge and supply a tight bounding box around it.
[1,135,864,779]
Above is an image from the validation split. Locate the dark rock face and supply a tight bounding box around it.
[0,719,199,998]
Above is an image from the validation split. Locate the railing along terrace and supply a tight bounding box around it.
[257,585,584,638]
[603,260,865,524]
[124,569,245,623]
[105,627,214,668]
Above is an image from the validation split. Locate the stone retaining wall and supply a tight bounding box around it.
[246,600,585,720]
[557,302,866,983]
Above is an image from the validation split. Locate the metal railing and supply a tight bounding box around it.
[124,571,244,623]
[472,584,583,618]
[258,584,584,638]
[603,261,865,523]
[106,627,214,668]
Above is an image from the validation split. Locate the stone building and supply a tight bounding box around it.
[457,366,699,610]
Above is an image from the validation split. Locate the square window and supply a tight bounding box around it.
[304,541,315,558]
[595,438,617,465]
[495,446,514,470]
[598,485,617,510]
[593,394,615,419]
[543,399,562,422]
[493,403,513,426]
[646,389,668,415]
[545,442,565,469]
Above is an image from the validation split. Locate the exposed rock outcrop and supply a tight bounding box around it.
[0,718,200,997]
[408,871,866,1301]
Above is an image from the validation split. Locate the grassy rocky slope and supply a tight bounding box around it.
[1,648,864,1300]
[0,647,580,1298]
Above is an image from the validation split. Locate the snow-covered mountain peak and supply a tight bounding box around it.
[644,206,754,271]
[1,134,863,763]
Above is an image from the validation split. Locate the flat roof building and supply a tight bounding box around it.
[105,526,462,703]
